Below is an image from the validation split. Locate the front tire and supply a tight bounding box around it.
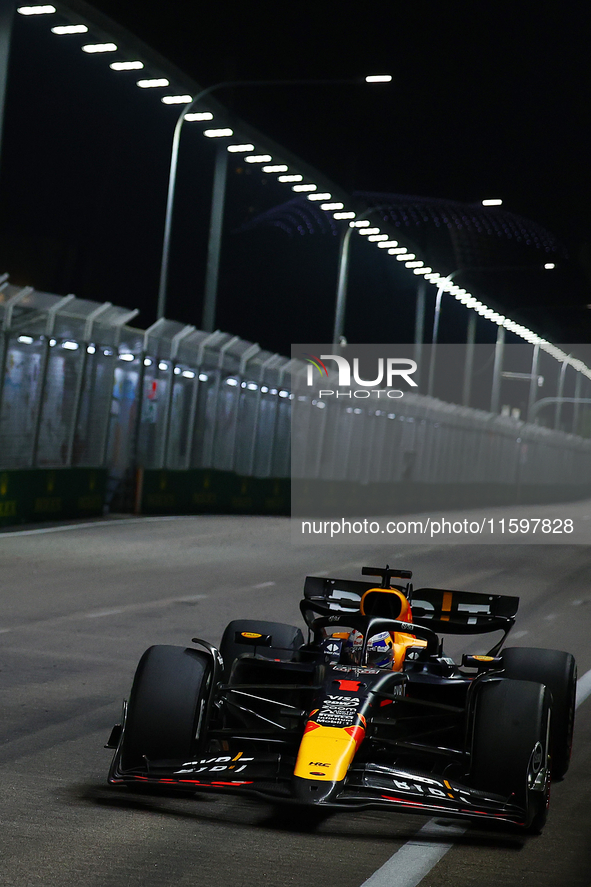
[502,647,577,779]
[120,645,211,770]
[471,679,551,832]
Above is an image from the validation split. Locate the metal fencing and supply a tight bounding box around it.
[2,282,591,503]
[291,386,591,489]
[0,283,292,484]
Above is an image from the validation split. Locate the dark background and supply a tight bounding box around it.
[1,0,590,355]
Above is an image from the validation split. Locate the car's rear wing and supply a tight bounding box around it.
[411,587,519,635]
[302,575,519,637]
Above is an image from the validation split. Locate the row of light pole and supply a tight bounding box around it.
[7,4,395,328]
[333,218,588,429]
[157,76,394,328]
[6,4,591,433]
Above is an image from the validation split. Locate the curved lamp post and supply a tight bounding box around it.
[157,76,392,325]
[332,205,393,346]
[426,264,557,410]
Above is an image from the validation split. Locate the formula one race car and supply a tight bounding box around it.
[106,566,577,832]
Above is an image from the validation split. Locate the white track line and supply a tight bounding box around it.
[0,516,200,538]
[575,667,591,707]
[360,820,466,887]
[360,666,591,887]
[0,594,207,634]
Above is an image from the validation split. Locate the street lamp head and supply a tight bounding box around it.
[161,95,193,104]
[482,198,503,206]
[82,43,118,53]
[137,79,169,88]
[110,61,144,71]
[51,24,87,34]
[203,128,234,137]
[185,112,214,121]
[544,263,556,270]
[17,5,56,13]
[365,75,393,83]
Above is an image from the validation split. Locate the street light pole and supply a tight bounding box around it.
[527,343,540,422]
[414,278,426,390]
[332,204,391,347]
[490,324,505,413]
[573,371,582,434]
[157,76,389,324]
[202,141,228,332]
[0,0,14,170]
[333,225,354,346]
[462,312,476,407]
[427,272,456,397]
[554,354,571,431]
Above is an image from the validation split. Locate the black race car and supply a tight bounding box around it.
[106,566,577,832]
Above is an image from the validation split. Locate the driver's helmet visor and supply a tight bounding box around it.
[344,629,394,668]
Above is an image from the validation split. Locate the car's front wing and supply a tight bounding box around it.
[108,751,527,827]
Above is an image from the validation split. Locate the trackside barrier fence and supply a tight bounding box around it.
[1,284,591,526]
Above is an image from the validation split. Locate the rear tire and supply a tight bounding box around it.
[471,679,551,833]
[502,647,577,779]
[219,619,304,681]
[120,645,211,770]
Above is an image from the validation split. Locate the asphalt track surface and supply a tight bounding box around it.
[1,514,591,887]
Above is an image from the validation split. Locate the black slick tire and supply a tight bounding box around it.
[502,647,577,779]
[120,645,211,770]
[471,679,551,833]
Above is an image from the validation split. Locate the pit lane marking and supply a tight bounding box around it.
[359,667,591,887]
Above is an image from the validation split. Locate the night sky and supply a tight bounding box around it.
[1,0,590,355]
